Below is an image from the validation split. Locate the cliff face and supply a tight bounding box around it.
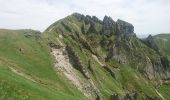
[101,17,170,80]
[143,35,170,79]
[45,13,170,99]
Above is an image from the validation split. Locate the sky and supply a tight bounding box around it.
[0,0,170,36]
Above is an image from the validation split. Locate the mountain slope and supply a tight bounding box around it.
[0,29,86,100]
[44,13,170,99]
[151,34,170,99]
[0,13,170,100]
[153,34,170,59]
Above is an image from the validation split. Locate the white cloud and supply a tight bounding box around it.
[0,0,169,35]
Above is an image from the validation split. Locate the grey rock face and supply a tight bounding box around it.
[92,16,102,24]
[66,45,90,79]
[151,57,170,79]
[72,13,102,24]
[102,16,116,36]
[143,35,170,79]
[88,22,97,33]
[116,19,134,35]
[109,44,128,64]
[145,35,160,53]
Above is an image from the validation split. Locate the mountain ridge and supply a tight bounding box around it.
[0,13,170,100]
[44,13,170,99]
[46,13,170,79]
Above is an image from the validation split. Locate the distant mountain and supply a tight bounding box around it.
[153,34,170,59]
[0,13,170,100]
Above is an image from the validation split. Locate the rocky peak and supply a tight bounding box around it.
[71,13,135,36]
[103,16,115,25]
[103,16,116,30]
[116,19,134,35]
[145,34,160,53]
[101,17,135,36]
[147,34,154,40]
[102,16,116,36]
[84,15,92,23]
[92,16,102,23]
[71,13,102,24]
[85,15,102,24]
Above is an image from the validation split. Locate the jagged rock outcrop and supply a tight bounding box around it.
[102,16,116,36]
[45,13,170,99]
[104,19,170,80]
[143,35,170,79]
[145,35,160,53]
[72,13,102,24]
[47,13,170,80]
[103,19,136,63]
[116,19,134,35]
[66,45,90,79]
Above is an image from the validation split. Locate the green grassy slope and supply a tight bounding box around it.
[159,85,170,100]
[0,29,86,100]
[153,34,170,99]
[154,34,170,59]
